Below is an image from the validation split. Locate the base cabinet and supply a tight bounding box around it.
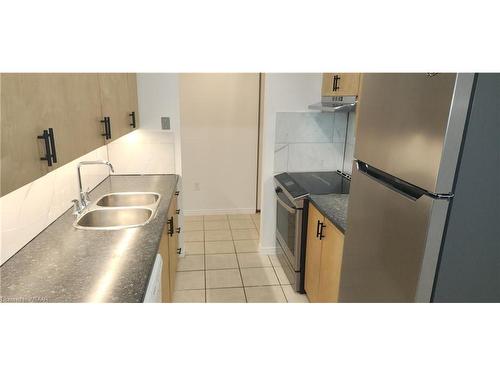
[158,226,172,302]
[305,204,345,302]
[157,189,180,302]
[168,193,179,297]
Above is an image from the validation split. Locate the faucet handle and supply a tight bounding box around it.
[72,199,83,216]
[80,188,90,206]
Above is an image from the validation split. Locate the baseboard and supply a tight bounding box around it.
[183,208,257,216]
[258,245,277,255]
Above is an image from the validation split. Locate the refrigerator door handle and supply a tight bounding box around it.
[426,192,455,200]
[356,161,454,201]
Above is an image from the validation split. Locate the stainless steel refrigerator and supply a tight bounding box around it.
[339,73,500,302]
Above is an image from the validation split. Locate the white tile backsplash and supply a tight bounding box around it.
[275,112,347,143]
[343,142,355,174]
[342,112,357,174]
[274,111,349,173]
[107,129,176,175]
[274,144,289,173]
[288,142,345,172]
[0,146,110,265]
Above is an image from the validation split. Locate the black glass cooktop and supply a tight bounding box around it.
[274,171,350,199]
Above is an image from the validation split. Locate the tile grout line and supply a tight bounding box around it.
[202,217,207,302]
[271,262,290,303]
[228,219,248,303]
[270,261,289,302]
[177,265,275,273]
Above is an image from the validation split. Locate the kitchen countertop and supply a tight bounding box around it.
[0,175,178,303]
[308,194,349,234]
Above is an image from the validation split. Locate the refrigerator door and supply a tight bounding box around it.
[355,73,456,193]
[339,164,444,302]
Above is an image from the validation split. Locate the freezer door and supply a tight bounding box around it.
[339,165,440,302]
[355,73,456,192]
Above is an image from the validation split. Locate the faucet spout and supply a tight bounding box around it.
[76,160,115,211]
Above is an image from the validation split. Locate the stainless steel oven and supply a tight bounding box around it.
[274,171,351,292]
[274,181,307,292]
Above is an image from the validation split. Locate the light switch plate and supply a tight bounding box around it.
[161,117,170,130]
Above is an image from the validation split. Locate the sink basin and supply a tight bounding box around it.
[75,208,154,230]
[96,192,160,207]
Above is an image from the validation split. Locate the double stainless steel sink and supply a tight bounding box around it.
[74,192,161,230]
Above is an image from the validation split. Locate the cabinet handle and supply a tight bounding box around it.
[37,130,52,167]
[177,248,182,255]
[129,111,136,128]
[48,128,57,163]
[106,117,112,139]
[100,117,110,139]
[176,209,180,214]
[319,222,326,240]
[332,74,341,92]
[176,227,181,234]
[175,191,180,196]
[316,220,321,238]
[168,217,174,236]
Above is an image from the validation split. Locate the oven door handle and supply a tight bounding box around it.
[276,194,297,214]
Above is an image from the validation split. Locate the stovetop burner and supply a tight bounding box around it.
[274,171,350,199]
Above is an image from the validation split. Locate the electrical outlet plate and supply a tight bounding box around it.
[161,117,170,130]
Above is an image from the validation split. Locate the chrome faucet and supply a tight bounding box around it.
[72,160,115,215]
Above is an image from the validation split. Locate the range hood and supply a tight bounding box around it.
[308,95,357,113]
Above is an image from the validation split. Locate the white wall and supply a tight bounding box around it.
[107,74,181,175]
[180,73,260,215]
[259,73,322,252]
[136,73,182,175]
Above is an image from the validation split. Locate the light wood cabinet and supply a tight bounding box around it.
[98,73,135,141]
[158,222,172,302]
[322,73,361,97]
[304,204,345,302]
[167,192,180,297]
[1,74,105,195]
[1,73,139,196]
[157,190,180,302]
[2,74,54,194]
[126,73,139,129]
[305,203,323,302]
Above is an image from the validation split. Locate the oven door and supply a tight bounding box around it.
[275,189,302,271]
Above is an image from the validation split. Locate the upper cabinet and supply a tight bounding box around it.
[98,73,137,141]
[0,73,139,196]
[127,73,139,129]
[321,73,361,97]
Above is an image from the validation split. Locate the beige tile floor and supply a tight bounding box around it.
[172,213,309,303]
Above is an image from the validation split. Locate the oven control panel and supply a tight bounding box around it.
[274,173,308,199]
